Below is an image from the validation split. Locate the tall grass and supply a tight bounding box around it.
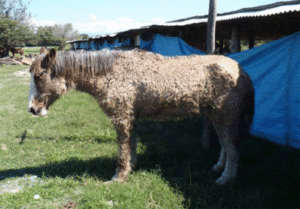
[0,64,299,208]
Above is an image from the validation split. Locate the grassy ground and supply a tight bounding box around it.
[0,63,299,208]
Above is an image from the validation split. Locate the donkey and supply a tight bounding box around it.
[40,47,49,55]
[28,48,254,185]
[10,47,24,57]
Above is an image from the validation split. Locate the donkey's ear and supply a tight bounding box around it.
[49,48,56,62]
[41,48,57,73]
[30,56,43,76]
[48,48,56,66]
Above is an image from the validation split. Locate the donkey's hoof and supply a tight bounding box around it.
[210,165,224,175]
[215,178,227,186]
[215,177,233,186]
[104,177,118,185]
[104,180,114,185]
[104,173,126,185]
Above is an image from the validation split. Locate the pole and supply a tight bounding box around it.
[206,0,218,54]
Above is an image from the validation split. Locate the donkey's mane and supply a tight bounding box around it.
[50,50,115,79]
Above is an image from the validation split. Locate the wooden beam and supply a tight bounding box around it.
[230,27,240,53]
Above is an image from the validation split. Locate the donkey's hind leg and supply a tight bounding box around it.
[213,125,240,185]
[201,115,212,150]
[211,147,226,175]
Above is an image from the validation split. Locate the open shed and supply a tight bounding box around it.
[68,1,300,54]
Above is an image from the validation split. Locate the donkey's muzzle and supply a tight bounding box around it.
[28,107,48,116]
[28,107,37,115]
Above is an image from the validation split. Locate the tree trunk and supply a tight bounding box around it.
[0,46,10,58]
[206,0,218,54]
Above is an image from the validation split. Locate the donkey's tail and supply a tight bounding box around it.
[239,83,255,138]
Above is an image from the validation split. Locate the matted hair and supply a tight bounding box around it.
[48,50,115,79]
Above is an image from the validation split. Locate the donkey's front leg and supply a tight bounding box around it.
[112,117,137,182]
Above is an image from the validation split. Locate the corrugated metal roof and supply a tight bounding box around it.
[164,1,300,26]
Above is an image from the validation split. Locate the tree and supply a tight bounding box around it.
[52,23,80,50]
[30,24,80,50]
[36,26,56,47]
[0,0,34,57]
[0,0,32,26]
[206,0,218,54]
[80,34,89,40]
[0,17,33,57]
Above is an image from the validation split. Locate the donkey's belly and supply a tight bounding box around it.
[136,100,201,121]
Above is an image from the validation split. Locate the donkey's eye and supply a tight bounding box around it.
[37,97,44,103]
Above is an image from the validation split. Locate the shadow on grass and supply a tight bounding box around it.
[0,157,116,182]
[134,118,300,209]
[3,117,300,208]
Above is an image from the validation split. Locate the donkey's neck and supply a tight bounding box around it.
[68,75,109,99]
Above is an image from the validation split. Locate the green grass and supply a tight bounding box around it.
[0,64,299,208]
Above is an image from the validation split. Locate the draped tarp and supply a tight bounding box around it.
[74,35,205,55]
[140,34,206,56]
[228,31,300,149]
[97,38,130,50]
[89,40,96,50]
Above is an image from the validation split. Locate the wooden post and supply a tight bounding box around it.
[219,37,224,54]
[135,33,141,46]
[88,40,91,50]
[230,27,240,53]
[179,30,182,38]
[206,0,218,54]
[249,33,255,49]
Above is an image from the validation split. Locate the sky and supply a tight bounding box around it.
[23,0,293,37]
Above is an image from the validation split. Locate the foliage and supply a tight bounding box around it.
[0,1,79,51]
[51,23,80,49]
[29,23,80,49]
[80,34,89,40]
[0,17,33,56]
[0,0,32,26]
[35,26,56,46]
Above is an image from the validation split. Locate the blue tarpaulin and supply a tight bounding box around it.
[228,31,300,149]
[76,35,205,56]
[79,38,131,50]
[96,38,130,50]
[140,34,206,56]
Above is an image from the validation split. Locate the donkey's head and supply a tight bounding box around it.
[28,48,67,116]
